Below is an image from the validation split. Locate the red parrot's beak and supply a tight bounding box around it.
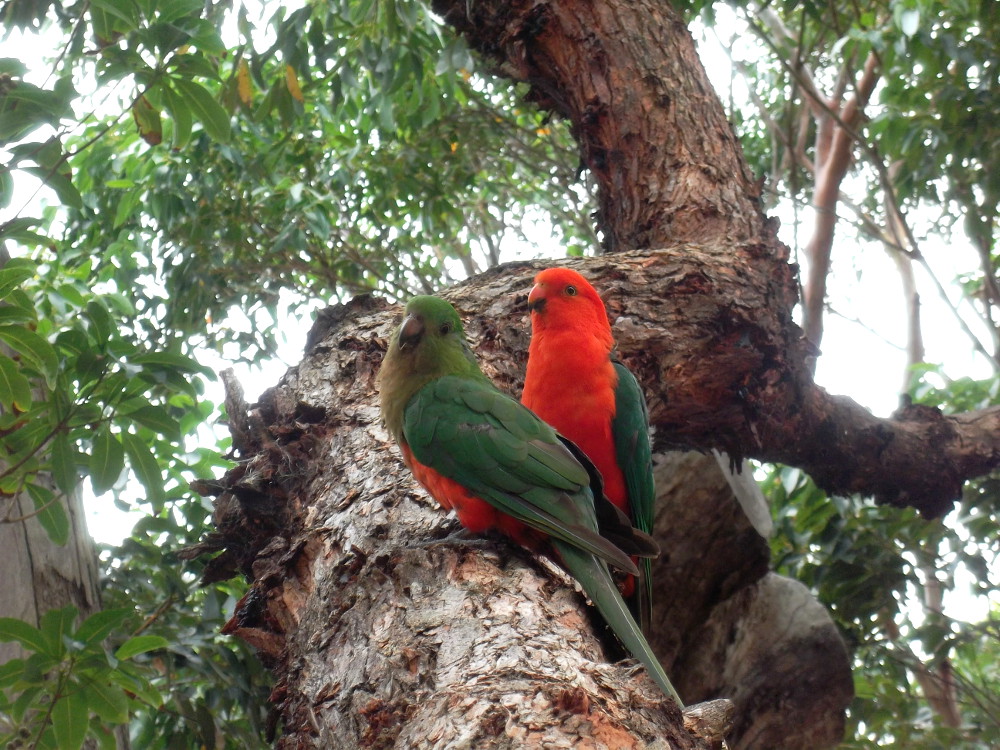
[527,283,546,313]
[398,314,424,350]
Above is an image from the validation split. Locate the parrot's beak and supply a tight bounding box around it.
[398,314,424,351]
[527,283,546,313]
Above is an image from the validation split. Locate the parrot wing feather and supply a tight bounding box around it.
[612,361,657,632]
[403,376,639,574]
[554,540,682,705]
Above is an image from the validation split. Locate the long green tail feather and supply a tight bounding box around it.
[553,540,683,706]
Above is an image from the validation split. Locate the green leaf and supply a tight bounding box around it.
[12,684,42,721]
[89,5,114,48]
[108,664,161,706]
[124,404,181,439]
[0,324,59,384]
[122,431,166,508]
[131,350,210,374]
[90,425,125,495]
[22,651,58,684]
[74,608,132,645]
[89,0,140,30]
[171,78,231,143]
[114,634,168,661]
[131,350,209,373]
[0,352,32,410]
[0,261,35,299]
[40,605,78,658]
[0,657,25,688]
[85,300,115,346]
[0,617,51,656]
[0,305,35,325]
[86,680,129,724]
[26,483,70,546]
[24,166,84,209]
[50,432,78,496]
[0,81,71,140]
[91,721,117,750]
[161,84,193,149]
[169,51,218,79]
[0,216,48,244]
[157,0,206,23]
[52,686,89,750]
[0,58,27,76]
[112,187,143,228]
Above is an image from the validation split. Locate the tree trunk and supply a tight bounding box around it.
[199,298,700,747]
[193,0,1000,746]
[1,247,102,663]
[0,483,100,664]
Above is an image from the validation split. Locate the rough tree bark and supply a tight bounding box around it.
[197,303,702,749]
[418,0,1000,517]
[193,0,1000,747]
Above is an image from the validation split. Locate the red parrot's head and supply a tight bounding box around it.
[527,267,612,337]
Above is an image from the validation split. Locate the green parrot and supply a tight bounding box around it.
[377,295,682,705]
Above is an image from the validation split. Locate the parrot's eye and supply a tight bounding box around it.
[565,285,577,296]
[439,322,453,335]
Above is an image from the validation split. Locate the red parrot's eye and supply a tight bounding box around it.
[565,285,577,296]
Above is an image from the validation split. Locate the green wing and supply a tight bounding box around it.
[403,375,640,574]
[612,361,656,631]
[405,374,680,705]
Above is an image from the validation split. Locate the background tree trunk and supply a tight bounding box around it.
[0,484,100,665]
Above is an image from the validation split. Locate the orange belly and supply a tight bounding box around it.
[401,444,544,548]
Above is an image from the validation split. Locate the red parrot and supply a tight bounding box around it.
[523,267,657,630]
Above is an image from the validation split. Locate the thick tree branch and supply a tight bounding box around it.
[419,0,1000,513]
[433,0,772,252]
[199,294,710,749]
[438,252,999,518]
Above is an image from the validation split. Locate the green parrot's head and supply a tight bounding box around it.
[394,295,476,371]
[378,296,482,441]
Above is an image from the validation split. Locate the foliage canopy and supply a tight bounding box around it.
[0,0,997,746]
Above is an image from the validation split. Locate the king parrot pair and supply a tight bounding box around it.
[377,269,678,704]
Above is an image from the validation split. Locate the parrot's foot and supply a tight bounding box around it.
[682,699,735,749]
[407,528,500,553]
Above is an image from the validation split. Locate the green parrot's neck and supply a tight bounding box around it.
[379,328,487,444]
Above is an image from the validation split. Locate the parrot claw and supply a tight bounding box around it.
[406,528,501,554]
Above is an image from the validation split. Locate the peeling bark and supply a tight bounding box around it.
[194,0,1000,746]
[199,295,703,748]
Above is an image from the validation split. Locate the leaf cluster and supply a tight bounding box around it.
[700,0,998,283]
[0,256,213,535]
[2,0,596,361]
[0,605,167,750]
[765,371,1000,746]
